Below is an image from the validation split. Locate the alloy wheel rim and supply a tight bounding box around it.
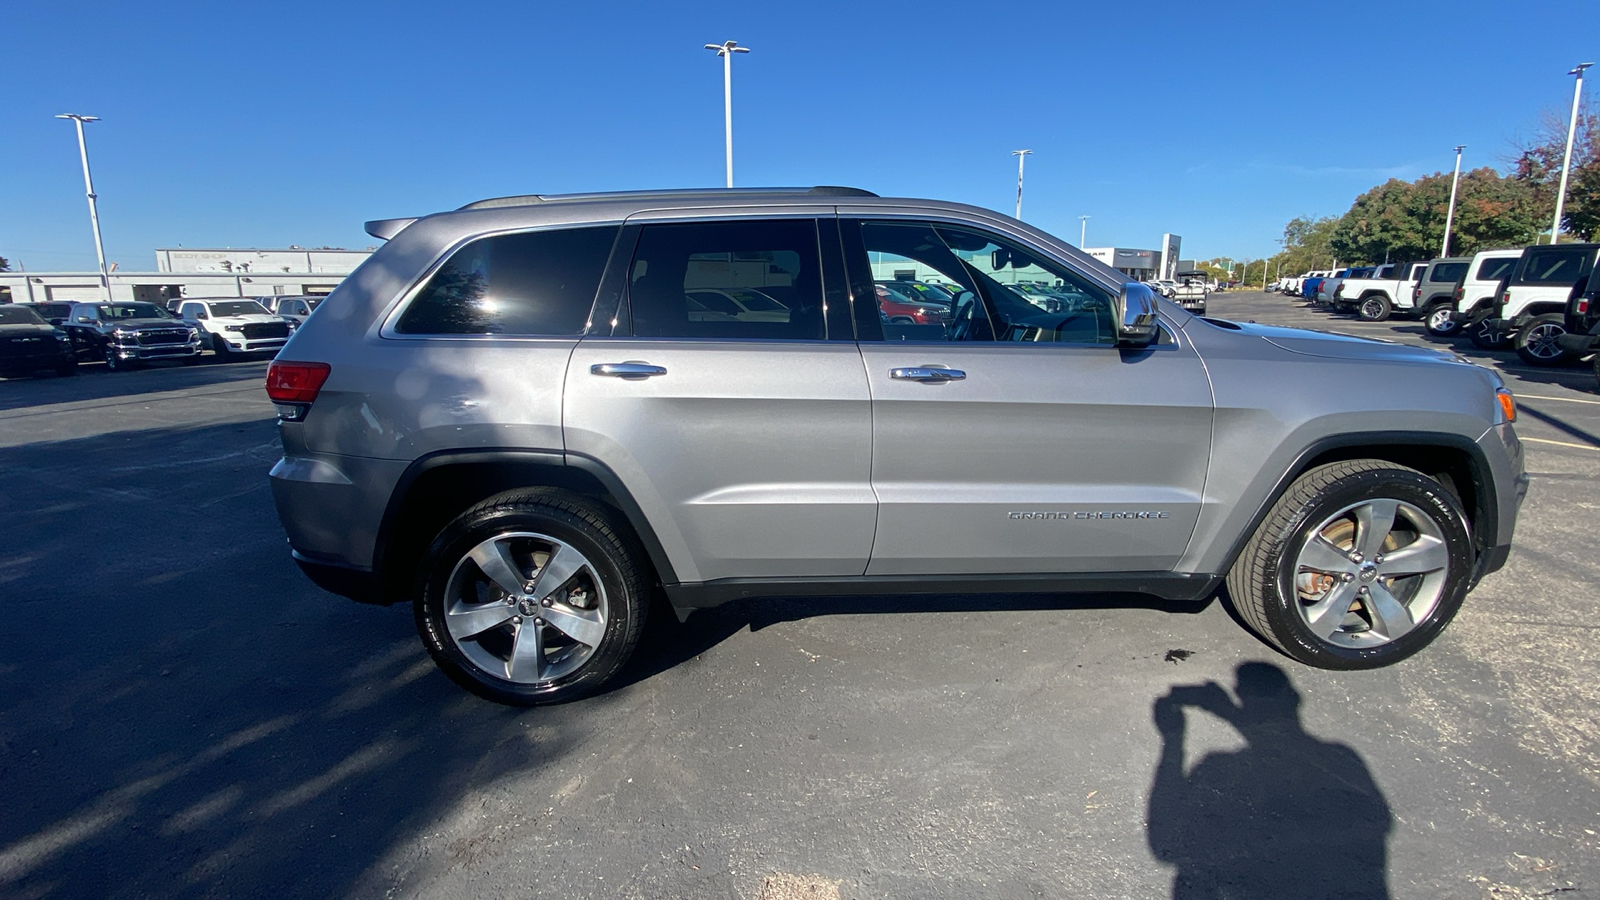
[443,531,608,685]
[1429,309,1454,331]
[1291,499,1450,649]
[1526,323,1565,359]
[1362,299,1383,318]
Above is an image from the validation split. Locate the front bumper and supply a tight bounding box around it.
[109,339,204,360]
[214,335,289,353]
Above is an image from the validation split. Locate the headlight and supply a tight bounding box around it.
[285,319,298,331]
[188,328,200,340]
[55,333,71,343]
[225,325,244,332]
[112,327,135,339]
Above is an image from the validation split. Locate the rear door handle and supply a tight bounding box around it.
[591,362,667,378]
[889,366,966,383]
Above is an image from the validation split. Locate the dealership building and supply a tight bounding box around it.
[0,247,371,305]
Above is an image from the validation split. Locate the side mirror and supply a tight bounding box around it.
[1115,282,1160,348]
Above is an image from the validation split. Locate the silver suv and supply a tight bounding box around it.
[267,187,1527,705]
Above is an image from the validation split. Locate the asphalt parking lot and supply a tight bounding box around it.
[2,298,1598,900]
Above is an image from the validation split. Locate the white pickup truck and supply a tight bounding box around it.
[1170,271,1208,313]
[1331,261,1428,321]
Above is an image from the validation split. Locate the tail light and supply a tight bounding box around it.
[1413,286,1421,300]
[1579,298,1591,314]
[1454,285,1463,300]
[266,361,332,416]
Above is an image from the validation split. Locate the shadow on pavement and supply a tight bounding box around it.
[0,420,587,898]
[1145,662,1392,899]
[0,358,267,413]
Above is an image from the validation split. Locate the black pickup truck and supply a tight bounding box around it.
[0,305,77,377]
[60,302,204,371]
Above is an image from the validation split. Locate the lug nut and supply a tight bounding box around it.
[542,598,552,607]
[512,616,522,625]
[533,618,545,627]
[1341,573,1354,583]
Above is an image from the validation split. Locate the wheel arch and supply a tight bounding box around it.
[370,449,678,606]
[1217,431,1497,583]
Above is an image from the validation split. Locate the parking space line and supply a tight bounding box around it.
[1522,436,1600,451]
[1517,394,1600,406]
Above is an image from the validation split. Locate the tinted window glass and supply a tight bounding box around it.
[0,307,45,325]
[1518,248,1589,285]
[1476,257,1516,282]
[397,226,617,335]
[626,220,824,340]
[98,304,168,320]
[1429,262,1469,282]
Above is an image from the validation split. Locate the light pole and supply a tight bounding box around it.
[1078,215,1090,246]
[1550,62,1593,244]
[57,113,111,302]
[1011,149,1032,218]
[703,40,751,188]
[1441,145,1466,257]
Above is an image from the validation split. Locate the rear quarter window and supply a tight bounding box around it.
[396,226,618,335]
[1429,262,1468,282]
[1473,257,1517,282]
[1516,248,1589,286]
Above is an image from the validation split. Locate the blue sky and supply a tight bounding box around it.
[3,0,1596,272]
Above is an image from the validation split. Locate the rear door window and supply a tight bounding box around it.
[396,226,618,335]
[623,219,825,340]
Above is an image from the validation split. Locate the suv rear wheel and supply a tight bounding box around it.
[1513,313,1574,367]
[1226,460,1472,670]
[1468,318,1511,350]
[1424,304,1459,336]
[414,489,650,705]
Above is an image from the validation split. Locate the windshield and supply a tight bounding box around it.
[99,304,170,320]
[0,307,47,326]
[208,301,271,317]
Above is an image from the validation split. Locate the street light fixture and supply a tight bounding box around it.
[703,40,751,188]
[56,113,111,302]
[1011,149,1032,219]
[1441,145,1466,257]
[1078,215,1090,247]
[1550,62,1593,244]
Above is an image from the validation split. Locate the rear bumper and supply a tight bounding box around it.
[1556,333,1596,354]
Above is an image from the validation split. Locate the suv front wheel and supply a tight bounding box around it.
[1226,460,1472,669]
[415,489,650,705]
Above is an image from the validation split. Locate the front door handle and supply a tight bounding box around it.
[591,361,667,378]
[889,366,966,383]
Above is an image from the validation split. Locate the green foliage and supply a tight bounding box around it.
[0,256,9,273]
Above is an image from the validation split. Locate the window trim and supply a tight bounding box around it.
[377,220,626,342]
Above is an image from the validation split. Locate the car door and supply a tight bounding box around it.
[838,215,1215,576]
[563,212,876,585]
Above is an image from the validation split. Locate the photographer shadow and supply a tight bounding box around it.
[1147,662,1392,899]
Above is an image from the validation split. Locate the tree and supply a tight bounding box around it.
[1509,110,1596,241]
[0,256,9,273]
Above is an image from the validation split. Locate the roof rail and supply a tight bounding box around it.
[457,186,877,211]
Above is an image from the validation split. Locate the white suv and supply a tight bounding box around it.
[1452,249,1523,345]
[179,298,295,359]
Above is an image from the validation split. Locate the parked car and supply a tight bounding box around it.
[1152,279,1178,298]
[1410,257,1472,335]
[1556,265,1600,388]
[1332,262,1426,321]
[1300,271,1334,301]
[178,298,296,360]
[16,301,74,326]
[0,305,76,377]
[267,185,1525,706]
[875,282,949,324]
[1477,243,1600,365]
[1446,250,1523,342]
[263,296,323,325]
[1317,266,1379,310]
[1171,271,1208,313]
[61,302,204,370]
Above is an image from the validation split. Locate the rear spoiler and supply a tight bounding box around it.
[364,218,418,241]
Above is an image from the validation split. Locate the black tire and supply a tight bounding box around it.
[1357,295,1391,322]
[1467,318,1511,350]
[1225,459,1473,670]
[103,345,132,371]
[414,488,650,706]
[1423,304,1459,336]
[1514,313,1575,367]
[1593,353,1600,393]
[211,334,232,361]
